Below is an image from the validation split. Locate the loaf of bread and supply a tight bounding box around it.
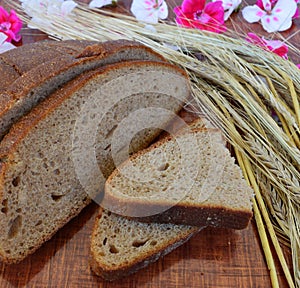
[103,128,253,229]
[0,39,164,139]
[90,208,201,281]
[0,59,190,263]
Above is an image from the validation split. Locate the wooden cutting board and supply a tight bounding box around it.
[0,201,291,288]
[0,0,297,287]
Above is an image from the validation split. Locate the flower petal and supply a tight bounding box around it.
[204,1,225,24]
[0,32,7,45]
[158,0,168,20]
[0,33,16,53]
[131,0,158,23]
[261,0,272,12]
[246,32,266,46]
[131,0,168,23]
[267,0,298,31]
[242,5,266,23]
[181,0,205,14]
[61,1,77,15]
[89,0,112,8]
[0,6,9,22]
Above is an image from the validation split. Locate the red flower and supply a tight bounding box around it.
[0,6,22,43]
[174,0,226,33]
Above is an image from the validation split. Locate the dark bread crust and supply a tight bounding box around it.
[0,59,20,91]
[89,209,200,281]
[0,39,165,139]
[128,204,253,230]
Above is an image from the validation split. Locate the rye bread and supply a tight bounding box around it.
[103,129,253,229]
[90,208,201,281]
[0,39,165,139]
[0,60,190,264]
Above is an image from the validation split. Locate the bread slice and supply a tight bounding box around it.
[90,208,201,281]
[0,60,190,263]
[103,129,253,229]
[0,39,164,139]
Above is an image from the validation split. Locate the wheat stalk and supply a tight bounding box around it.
[7,1,300,286]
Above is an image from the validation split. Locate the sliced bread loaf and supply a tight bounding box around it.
[103,129,253,229]
[0,60,190,263]
[0,39,164,139]
[90,208,201,281]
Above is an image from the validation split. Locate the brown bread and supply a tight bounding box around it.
[0,60,190,263]
[103,129,253,229]
[0,39,164,139]
[90,208,201,281]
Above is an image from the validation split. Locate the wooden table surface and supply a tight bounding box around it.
[0,0,299,287]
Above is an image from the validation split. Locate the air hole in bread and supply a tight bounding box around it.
[109,244,119,254]
[103,237,107,246]
[1,199,8,214]
[53,169,60,175]
[150,240,157,246]
[51,194,63,202]
[12,176,21,187]
[8,215,22,239]
[157,163,169,171]
[106,124,118,139]
[1,207,8,214]
[132,239,149,248]
[35,220,43,226]
[104,144,111,151]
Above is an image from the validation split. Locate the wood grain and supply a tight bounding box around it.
[0,203,291,288]
[0,0,298,287]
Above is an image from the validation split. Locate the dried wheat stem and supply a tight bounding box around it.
[236,151,295,288]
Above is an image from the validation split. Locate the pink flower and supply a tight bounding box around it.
[256,0,299,18]
[297,64,300,69]
[246,33,288,59]
[0,6,22,42]
[174,0,226,33]
[242,0,297,33]
[130,0,168,24]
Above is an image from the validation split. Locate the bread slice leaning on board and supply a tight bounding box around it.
[0,39,165,139]
[103,127,253,229]
[0,58,190,263]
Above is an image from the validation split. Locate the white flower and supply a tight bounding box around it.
[212,0,241,20]
[0,32,16,54]
[130,0,168,24]
[20,0,77,28]
[242,0,297,33]
[89,0,116,8]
